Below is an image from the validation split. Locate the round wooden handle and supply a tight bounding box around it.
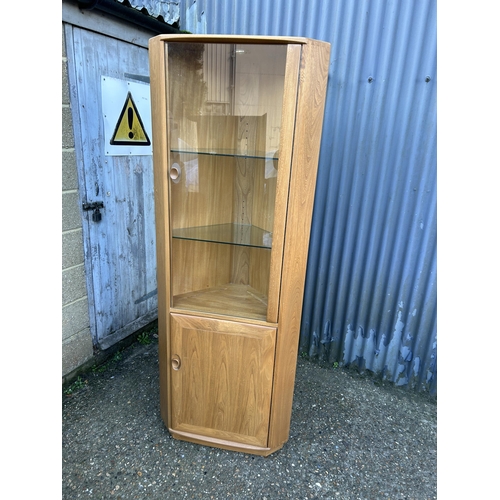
[170,163,181,181]
[171,355,181,370]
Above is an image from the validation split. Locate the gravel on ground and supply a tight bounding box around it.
[62,334,437,499]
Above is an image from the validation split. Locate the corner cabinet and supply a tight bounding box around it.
[148,35,330,456]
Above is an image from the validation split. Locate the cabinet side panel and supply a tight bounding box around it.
[149,39,171,426]
[172,239,232,295]
[230,245,250,285]
[251,158,277,233]
[195,115,237,150]
[249,247,271,296]
[171,155,234,229]
[267,44,302,322]
[269,40,331,449]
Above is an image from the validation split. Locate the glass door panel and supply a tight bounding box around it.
[167,43,287,321]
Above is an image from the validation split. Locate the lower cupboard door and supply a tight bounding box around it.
[169,313,276,448]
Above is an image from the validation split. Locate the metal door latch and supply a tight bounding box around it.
[82,201,104,222]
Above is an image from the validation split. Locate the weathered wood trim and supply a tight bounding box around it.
[63,1,155,48]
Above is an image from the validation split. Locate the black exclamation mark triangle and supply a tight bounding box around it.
[128,107,134,139]
[110,91,151,146]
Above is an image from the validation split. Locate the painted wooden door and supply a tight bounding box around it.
[66,26,157,349]
[169,314,276,448]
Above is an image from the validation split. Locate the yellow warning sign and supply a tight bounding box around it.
[110,92,151,146]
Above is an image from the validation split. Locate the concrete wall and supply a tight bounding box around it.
[62,24,94,378]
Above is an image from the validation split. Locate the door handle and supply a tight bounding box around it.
[171,355,181,371]
[169,163,181,183]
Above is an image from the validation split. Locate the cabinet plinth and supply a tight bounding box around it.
[149,34,330,455]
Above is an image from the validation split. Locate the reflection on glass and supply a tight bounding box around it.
[167,42,287,320]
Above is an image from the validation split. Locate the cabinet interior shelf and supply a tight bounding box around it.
[171,148,278,161]
[172,223,273,249]
[173,283,268,321]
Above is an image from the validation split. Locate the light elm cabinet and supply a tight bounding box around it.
[149,35,330,455]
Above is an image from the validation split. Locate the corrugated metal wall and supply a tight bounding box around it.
[179,0,437,394]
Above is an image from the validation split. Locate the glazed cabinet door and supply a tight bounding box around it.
[165,42,302,324]
[169,313,276,448]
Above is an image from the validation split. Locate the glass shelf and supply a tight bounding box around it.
[172,223,273,249]
[171,148,278,161]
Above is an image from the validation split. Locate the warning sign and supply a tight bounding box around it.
[110,92,151,146]
[101,76,152,156]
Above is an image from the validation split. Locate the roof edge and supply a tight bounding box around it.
[76,0,182,34]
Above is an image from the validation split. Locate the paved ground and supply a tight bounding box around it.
[62,330,437,499]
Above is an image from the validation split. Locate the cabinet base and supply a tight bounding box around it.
[169,428,284,457]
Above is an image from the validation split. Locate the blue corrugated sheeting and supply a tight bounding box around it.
[179,0,437,394]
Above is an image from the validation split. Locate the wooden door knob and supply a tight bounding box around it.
[171,355,181,370]
[169,163,181,181]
